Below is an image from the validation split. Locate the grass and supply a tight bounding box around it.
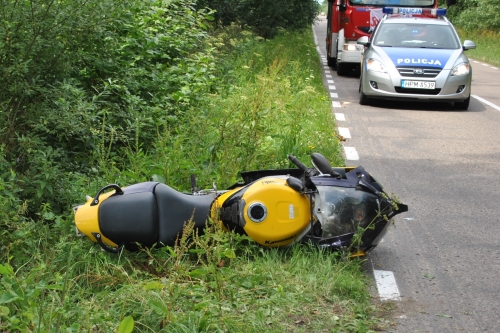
[457,28,500,67]
[1,219,392,332]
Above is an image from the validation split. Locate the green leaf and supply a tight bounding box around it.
[0,264,14,276]
[223,248,236,259]
[148,299,168,316]
[0,305,9,317]
[188,268,208,278]
[117,316,134,333]
[144,281,163,290]
[0,290,20,304]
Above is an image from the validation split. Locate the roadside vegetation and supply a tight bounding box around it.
[445,0,500,67]
[0,0,390,332]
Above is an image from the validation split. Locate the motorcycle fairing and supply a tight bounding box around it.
[308,166,408,253]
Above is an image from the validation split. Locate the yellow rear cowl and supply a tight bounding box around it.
[74,190,118,247]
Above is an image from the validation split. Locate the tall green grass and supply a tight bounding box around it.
[457,29,500,67]
[145,28,344,191]
[1,218,390,332]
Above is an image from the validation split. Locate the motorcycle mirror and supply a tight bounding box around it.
[286,176,304,192]
[311,153,342,179]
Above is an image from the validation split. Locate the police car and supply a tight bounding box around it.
[358,8,475,110]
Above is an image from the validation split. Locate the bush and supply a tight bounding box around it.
[0,0,217,215]
[445,0,500,31]
[196,0,320,38]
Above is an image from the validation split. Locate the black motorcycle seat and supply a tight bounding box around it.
[98,182,214,248]
[99,182,159,247]
[154,183,214,246]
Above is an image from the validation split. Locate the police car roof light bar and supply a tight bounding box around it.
[382,7,447,17]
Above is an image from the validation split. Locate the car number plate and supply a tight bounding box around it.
[401,80,435,89]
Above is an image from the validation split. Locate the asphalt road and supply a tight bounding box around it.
[313,16,500,333]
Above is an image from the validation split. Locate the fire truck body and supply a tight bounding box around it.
[326,0,453,75]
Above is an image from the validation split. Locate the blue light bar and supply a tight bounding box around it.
[383,7,422,15]
[431,8,447,16]
[382,7,447,16]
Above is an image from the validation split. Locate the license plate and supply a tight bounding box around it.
[401,80,436,89]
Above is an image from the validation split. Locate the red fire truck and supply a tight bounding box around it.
[326,0,457,75]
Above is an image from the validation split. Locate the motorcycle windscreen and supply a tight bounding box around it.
[314,185,392,238]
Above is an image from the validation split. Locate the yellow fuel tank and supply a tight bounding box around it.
[213,176,311,247]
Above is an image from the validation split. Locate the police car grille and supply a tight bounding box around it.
[394,87,441,95]
[397,66,441,78]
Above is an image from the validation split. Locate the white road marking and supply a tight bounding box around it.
[338,127,351,138]
[314,21,402,304]
[344,146,359,160]
[373,270,401,301]
[472,95,500,112]
[334,112,345,121]
[470,59,498,69]
[327,79,334,84]
[328,85,336,90]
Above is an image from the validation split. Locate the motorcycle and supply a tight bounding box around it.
[73,153,408,255]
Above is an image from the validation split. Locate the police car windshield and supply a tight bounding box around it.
[350,0,435,6]
[373,23,460,49]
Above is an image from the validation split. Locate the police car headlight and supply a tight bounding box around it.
[367,59,387,73]
[451,62,470,76]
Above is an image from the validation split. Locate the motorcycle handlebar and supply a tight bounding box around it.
[288,154,309,172]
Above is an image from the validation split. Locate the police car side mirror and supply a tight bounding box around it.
[463,40,476,51]
[357,36,370,47]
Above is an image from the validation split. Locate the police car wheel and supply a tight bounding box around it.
[359,90,370,105]
[359,78,370,105]
[454,95,470,111]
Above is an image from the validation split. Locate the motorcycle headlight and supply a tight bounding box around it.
[366,58,387,73]
[451,62,470,76]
